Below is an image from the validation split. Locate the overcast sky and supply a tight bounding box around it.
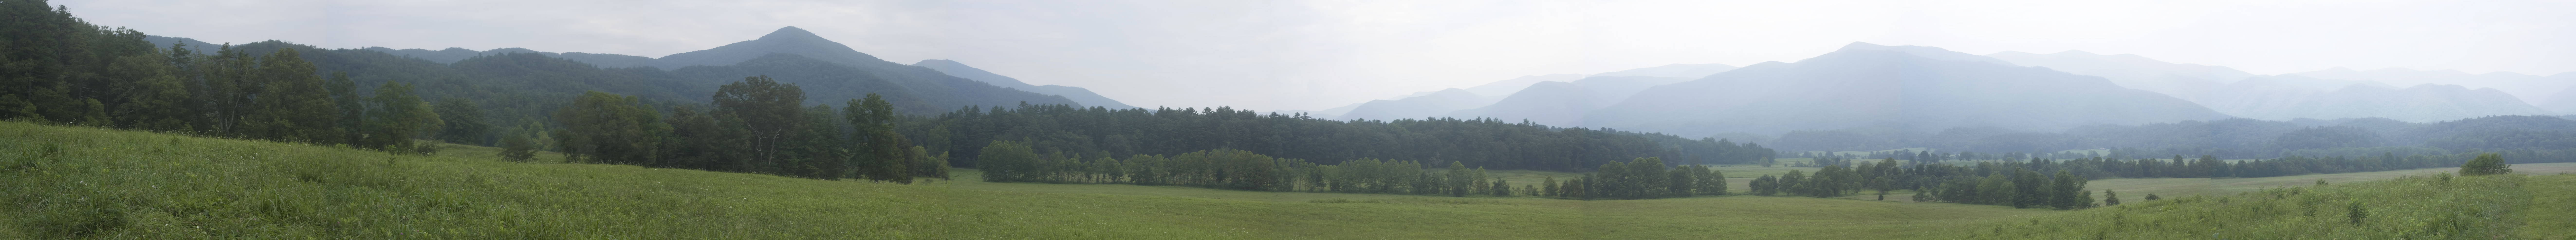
[60,0,2576,111]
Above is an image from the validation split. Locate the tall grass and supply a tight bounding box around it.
[0,122,1237,239]
[1951,171,2575,240]
[0,121,2072,239]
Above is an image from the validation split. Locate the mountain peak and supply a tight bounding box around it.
[759,26,822,41]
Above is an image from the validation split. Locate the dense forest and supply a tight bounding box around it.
[975,143,1736,200]
[0,0,1769,187]
[1767,116,2576,159]
[902,103,1774,171]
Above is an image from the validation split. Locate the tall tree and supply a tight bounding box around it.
[325,72,361,145]
[553,91,665,164]
[431,98,489,145]
[363,81,440,154]
[713,75,805,170]
[248,48,338,143]
[847,93,911,182]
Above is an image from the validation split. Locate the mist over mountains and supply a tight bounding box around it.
[912,59,1136,109]
[1331,63,1736,121]
[236,27,1130,114]
[161,24,2574,155]
[1988,49,2564,122]
[1585,42,2228,136]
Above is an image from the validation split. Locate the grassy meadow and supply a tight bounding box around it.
[1956,173,2576,240]
[2086,163,2576,201]
[0,121,2059,239]
[6,121,2566,239]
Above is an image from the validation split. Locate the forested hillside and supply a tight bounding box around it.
[905,103,1774,171]
[1768,115,2576,160]
[0,0,1772,186]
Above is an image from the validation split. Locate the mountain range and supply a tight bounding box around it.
[1333,63,1736,121]
[172,27,1097,121]
[1583,42,2230,136]
[911,59,1136,109]
[1987,50,2563,122]
[321,27,1130,112]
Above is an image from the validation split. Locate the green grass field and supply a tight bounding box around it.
[5,121,2563,239]
[0,121,2059,239]
[1958,173,2576,240]
[2085,163,2576,201]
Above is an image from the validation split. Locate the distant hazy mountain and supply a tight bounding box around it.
[1458,74,1587,97]
[1985,50,2255,101]
[1990,50,2555,122]
[2202,75,2552,122]
[358,46,663,69]
[1585,42,2229,136]
[1337,88,1495,121]
[1340,64,1739,122]
[2285,67,2576,104]
[668,53,1081,112]
[2545,85,2576,114]
[912,59,1137,109]
[358,27,901,71]
[142,35,219,53]
[314,27,1087,112]
[1591,63,1739,78]
[1445,76,1693,126]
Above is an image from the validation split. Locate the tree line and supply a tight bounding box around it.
[978,143,1733,200]
[902,103,1775,172]
[0,2,455,154]
[541,76,949,182]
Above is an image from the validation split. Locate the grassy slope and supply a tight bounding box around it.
[1949,173,2576,240]
[0,122,2061,239]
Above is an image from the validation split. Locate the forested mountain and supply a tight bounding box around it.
[142,35,217,53]
[1588,63,1738,78]
[2284,67,2576,104]
[906,104,1776,172]
[1586,42,2229,137]
[1985,50,2254,102]
[1445,75,1693,126]
[2199,78,2550,122]
[1993,51,2565,120]
[664,53,1081,113]
[1335,88,1496,121]
[1337,63,1737,122]
[1766,115,2576,160]
[2545,86,2576,114]
[1459,74,1587,96]
[911,59,1136,109]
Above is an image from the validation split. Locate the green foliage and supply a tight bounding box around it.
[496,132,536,162]
[552,91,665,164]
[915,104,1774,172]
[431,98,489,145]
[2459,153,2512,176]
[363,81,440,154]
[847,93,908,182]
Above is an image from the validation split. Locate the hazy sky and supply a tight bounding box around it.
[62,0,2576,111]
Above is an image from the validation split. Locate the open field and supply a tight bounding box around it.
[0,122,2056,239]
[2084,163,2576,200]
[12,121,2565,239]
[1966,173,2576,240]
